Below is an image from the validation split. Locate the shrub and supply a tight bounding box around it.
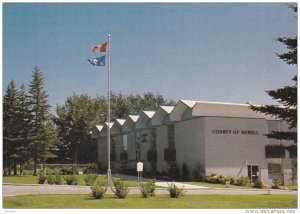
[83,163,98,174]
[91,180,107,199]
[216,174,227,184]
[253,179,265,189]
[54,171,62,185]
[84,174,98,186]
[234,176,251,186]
[192,163,205,181]
[272,177,281,189]
[111,177,129,198]
[139,178,156,198]
[37,171,47,184]
[47,174,55,184]
[167,182,184,198]
[204,173,218,183]
[63,174,78,185]
[61,167,73,175]
[227,176,236,184]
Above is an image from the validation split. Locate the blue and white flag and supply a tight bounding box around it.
[87,55,106,66]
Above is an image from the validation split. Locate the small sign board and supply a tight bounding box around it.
[137,162,143,172]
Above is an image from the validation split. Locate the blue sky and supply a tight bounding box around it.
[3,3,297,112]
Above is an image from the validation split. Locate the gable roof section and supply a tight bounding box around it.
[122,115,140,133]
[152,106,174,125]
[192,101,268,119]
[169,100,197,121]
[91,125,103,139]
[136,111,156,130]
[100,122,114,137]
[111,119,126,135]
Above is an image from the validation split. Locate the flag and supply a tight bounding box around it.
[87,55,105,66]
[92,42,108,53]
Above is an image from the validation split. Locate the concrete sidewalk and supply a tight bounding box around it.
[2,173,297,197]
[3,183,296,197]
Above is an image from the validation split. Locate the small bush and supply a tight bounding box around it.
[47,174,55,184]
[234,176,250,186]
[37,171,47,184]
[167,183,184,198]
[111,177,129,199]
[54,171,62,185]
[63,174,78,185]
[84,174,98,186]
[192,162,205,181]
[253,179,265,189]
[216,174,227,184]
[91,180,107,199]
[83,163,98,174]
[61,167,73,175]
[272,177,281,189]
[139,178,156,198]
[227,176,236,184]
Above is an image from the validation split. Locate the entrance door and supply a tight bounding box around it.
[248,165,259,183]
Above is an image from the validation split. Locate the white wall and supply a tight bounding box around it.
[203,117,269,183]
[156,125,169,173]
[175,117,206,179]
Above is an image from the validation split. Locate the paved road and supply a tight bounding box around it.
[3,183,297,197]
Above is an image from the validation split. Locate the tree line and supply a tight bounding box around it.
[3,66,175,175]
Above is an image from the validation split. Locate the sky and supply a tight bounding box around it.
[3,3,298,113]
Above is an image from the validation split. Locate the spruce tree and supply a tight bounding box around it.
[3,80,20,175]
[28,66,54,175]
[250,5,297,143]
[15,84,34,174]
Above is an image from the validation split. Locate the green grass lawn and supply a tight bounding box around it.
[3,194,297,208]
[3,175,140,187]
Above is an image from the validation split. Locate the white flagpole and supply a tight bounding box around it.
[107,34,111,185]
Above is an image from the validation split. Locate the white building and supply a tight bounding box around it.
[92,100,296,185]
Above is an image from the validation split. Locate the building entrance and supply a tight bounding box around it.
[248,165,259,183]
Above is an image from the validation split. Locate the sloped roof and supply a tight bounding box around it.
[169,99,198,121]
[136,111,156,130]
[192,101,271,119]
[122,115,140,133]
[111,119,126,135]
[152,106,174,125]
[91,125,103,139]
[100,122,114,137]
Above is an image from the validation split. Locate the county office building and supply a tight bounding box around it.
[91,100,296,185]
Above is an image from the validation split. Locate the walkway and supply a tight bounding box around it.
[3,183,296,197]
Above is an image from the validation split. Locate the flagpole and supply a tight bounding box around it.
[107,34,111,186]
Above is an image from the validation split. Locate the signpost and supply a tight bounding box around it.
[137,162,143,183]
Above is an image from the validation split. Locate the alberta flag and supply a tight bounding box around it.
[88,55,105,66]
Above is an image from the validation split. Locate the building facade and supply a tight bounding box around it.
[91,100,296,185]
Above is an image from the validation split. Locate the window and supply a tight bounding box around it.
[268,162,282,174]
[122,134,128,151]
[265,145,285,158]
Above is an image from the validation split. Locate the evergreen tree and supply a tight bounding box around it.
[250,5,297,143]
[28,66,55,175]
[3,80,20,175]
[15,84,34,175]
